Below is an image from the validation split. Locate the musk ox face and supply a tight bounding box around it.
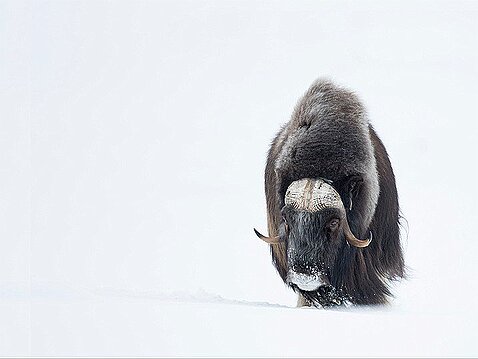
[254,177,372,299]
[282,178,371,291]
[282,206,343,292]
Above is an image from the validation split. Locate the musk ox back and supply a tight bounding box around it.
[255,79,405,307]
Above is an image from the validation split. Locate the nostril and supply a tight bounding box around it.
[290,262,316,276]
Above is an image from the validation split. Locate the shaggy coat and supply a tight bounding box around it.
[264,79,405,305]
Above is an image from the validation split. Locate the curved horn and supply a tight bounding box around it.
[340,210,372,248]
[253,228,281,245]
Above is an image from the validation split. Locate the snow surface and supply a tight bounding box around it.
[1,0,478,357]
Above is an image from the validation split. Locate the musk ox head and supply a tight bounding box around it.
[255,178,371,293]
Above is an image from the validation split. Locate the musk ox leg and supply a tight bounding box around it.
[297,294,312,307]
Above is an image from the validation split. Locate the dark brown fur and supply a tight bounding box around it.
[263,79,405,306]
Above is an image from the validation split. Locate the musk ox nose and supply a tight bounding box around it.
[287,270,324,292]
[290,261,316,276]
[287,262,325,292]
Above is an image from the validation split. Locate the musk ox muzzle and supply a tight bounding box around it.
[286,267,327,292]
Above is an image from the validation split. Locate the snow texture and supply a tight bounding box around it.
[1,0,478,357]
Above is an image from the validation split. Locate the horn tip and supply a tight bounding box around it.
[253,228,281,244]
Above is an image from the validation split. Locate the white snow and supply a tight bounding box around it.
[1,0,478,357]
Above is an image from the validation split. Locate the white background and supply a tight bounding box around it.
[1,0,477,356]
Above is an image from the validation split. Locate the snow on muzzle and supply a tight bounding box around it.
[286,270,326,292]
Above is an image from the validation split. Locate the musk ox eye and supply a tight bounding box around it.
[327,219,340,232]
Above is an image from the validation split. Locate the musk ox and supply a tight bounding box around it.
[254,79,405,307]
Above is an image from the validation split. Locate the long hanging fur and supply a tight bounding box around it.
[264,79,405,305]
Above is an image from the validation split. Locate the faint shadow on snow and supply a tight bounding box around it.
[3,281,285,309]
[5,281,290,308]
[89,288,398,314]
[9,282,396,312]
[90,288,394,313]
[91,287,292,308]
[17,282,396,313]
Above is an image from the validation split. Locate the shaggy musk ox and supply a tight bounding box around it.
[254,79,405,307]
